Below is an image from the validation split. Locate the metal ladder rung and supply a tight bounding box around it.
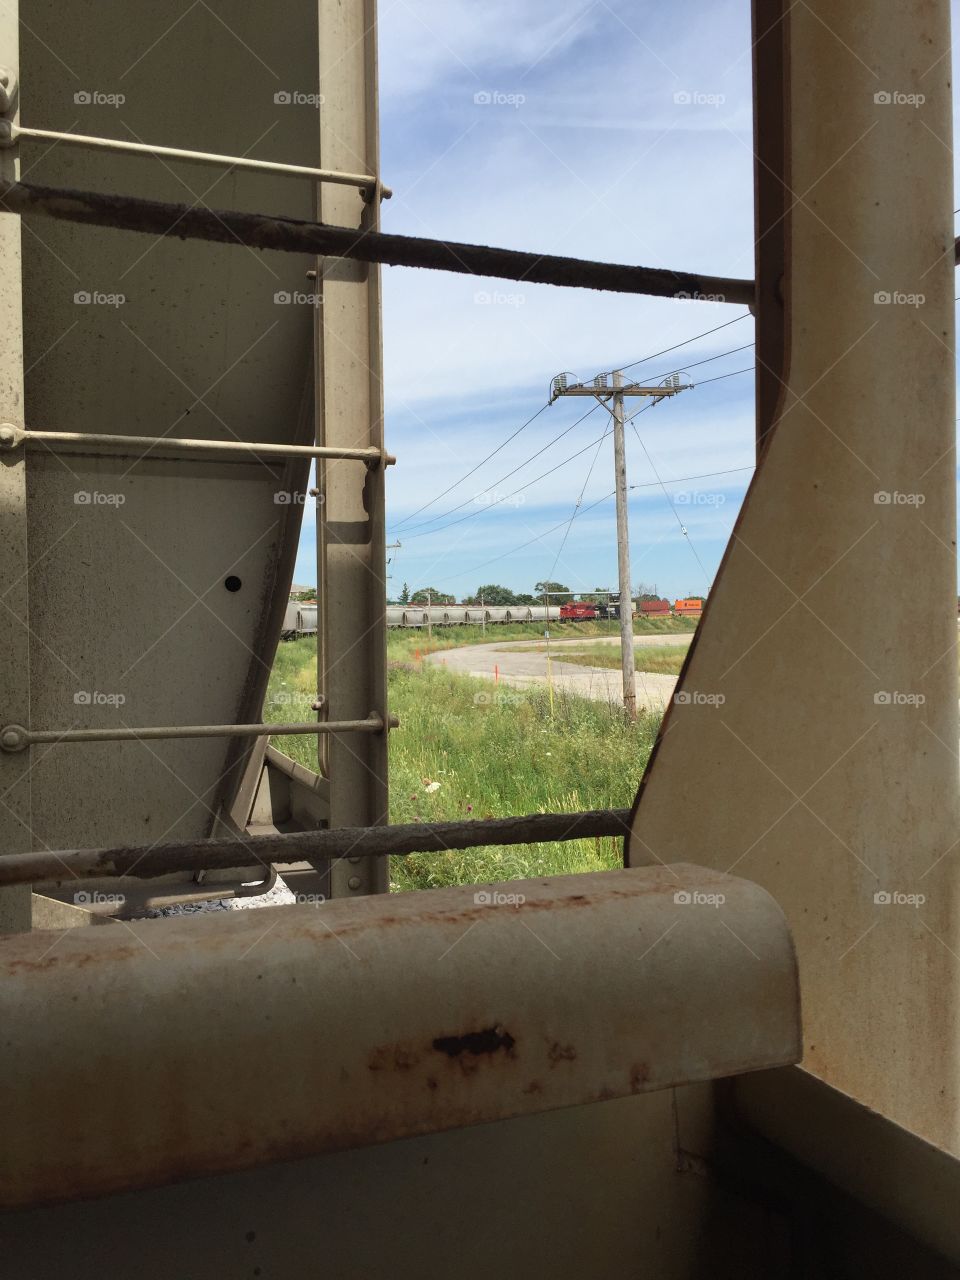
[0,123,392,199]
[0,425,394,465]
[0,714,398,752]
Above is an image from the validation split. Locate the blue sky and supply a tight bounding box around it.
[294,0,958,600]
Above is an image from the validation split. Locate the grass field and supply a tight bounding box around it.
[506,641,691,677]
[266,637,659,891]
[385,613,695,664]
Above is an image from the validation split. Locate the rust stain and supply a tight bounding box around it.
[432,1025,515,1058]
[547,1041,576,1066]
[629,1063,651,1093]
[367,1045,420,1073]
[522,1080,543,1095]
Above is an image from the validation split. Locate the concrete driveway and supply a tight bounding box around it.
[424,632,693,713]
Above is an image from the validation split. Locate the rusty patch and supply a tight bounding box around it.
[629,1062,651,1092]
[368,1045,420,1072]
[547,1041,576,1066]
[432,1026,515,1058]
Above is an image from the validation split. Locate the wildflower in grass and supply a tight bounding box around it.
[424,781,441,793]
[466,804,473,813]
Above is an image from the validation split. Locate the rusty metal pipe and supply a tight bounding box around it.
[0,864,800,1207]
[0,808,634,889]
[0,179,755,305]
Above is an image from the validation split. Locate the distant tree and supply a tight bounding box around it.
[292,589,317,601]
[466,583,516,606]
[534,580,569,600]
[411,587,456,605]
[579,586,612,604]
[399,581,410,604]
[513,592,538,605]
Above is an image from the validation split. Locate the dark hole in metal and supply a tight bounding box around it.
[224,576,242,593]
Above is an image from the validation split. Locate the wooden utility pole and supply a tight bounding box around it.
[611,371,636,720]
[548,369,691,721]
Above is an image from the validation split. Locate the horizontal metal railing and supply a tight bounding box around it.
[0,808,633,888]
[0,123,392,198]
[0,424,394,465]
[0,179,756,305]
[0,713,397,753]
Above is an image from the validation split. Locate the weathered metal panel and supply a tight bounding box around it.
[0,864,799,1207]
[0,0,31,934]
[632,0,959,1150]
[13,1,321,864]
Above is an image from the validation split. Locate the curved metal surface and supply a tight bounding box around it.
[0,863,799,1208]
[628,0,959,1151]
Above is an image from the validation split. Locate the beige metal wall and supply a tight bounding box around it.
[5,3,323,865]
[630,0,959,1151]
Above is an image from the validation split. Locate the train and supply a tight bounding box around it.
[282,598,705,638]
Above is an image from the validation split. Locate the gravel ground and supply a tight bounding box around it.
[142,875,296,916]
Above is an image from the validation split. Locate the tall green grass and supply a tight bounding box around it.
[266,638,658,891]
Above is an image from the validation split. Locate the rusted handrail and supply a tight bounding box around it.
[0,808,633,889]
[0,179,755,305]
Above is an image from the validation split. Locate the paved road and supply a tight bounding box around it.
[425,632,692,712]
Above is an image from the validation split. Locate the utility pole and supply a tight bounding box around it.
[549,368,691,720]
[426,587,432,646]
[611,371,636,720]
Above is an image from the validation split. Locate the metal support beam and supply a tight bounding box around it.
[316,0,390,897]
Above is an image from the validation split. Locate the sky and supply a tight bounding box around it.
[293,0,960,602]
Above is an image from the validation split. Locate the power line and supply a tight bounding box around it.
[630,417,711,589]
[401,420,613,541]
[615,312,752,375]
[429,464,754,588]
[392,402,603,535]
[546,428,612,583]
[395,314,754,532]
[692,366,755,387]
[394,400,551,528]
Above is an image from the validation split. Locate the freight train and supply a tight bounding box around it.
[283,598,704,638]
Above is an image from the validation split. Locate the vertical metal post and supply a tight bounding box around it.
[426,588,432,646]
[0,12,32,935]
[316,0,389,896]
[612,372,637,721]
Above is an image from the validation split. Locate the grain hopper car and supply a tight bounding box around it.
[1,1,960,1277]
